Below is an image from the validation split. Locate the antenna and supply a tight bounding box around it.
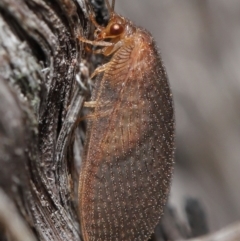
[105,0,115,14]
[105,0,112,12]
[112,0,115,10]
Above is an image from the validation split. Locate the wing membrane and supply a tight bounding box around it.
[80,32,174,241]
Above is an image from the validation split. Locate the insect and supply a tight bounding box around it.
[78,0,175,240]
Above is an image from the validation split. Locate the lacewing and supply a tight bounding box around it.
[78,0,175,240]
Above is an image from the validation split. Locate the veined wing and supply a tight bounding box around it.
[80,32,175,241]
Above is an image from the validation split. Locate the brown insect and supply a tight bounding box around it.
[78,0,175,240]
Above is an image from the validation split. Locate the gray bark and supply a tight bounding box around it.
[0,0,89,240]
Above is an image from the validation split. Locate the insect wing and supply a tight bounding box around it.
[79,32,175,241]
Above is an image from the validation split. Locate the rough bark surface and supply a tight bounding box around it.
[0,0,239,241]
[0,0,88,240]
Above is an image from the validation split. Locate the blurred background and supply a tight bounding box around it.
[116,0,240,232]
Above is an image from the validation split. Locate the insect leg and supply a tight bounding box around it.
[78,108,111,122]
[84,101,97,108]
[102,40,123,56]
[89,39,122,55]
[89,13,103,29]
[90,63,109,78]
[78,36,113,47]
[91,48,107,54]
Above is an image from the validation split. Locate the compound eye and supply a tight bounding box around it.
[110,23,124,36]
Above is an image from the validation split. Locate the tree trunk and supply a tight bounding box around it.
[0,0,88,240]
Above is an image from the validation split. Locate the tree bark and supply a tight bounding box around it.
[0,0,89,240]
